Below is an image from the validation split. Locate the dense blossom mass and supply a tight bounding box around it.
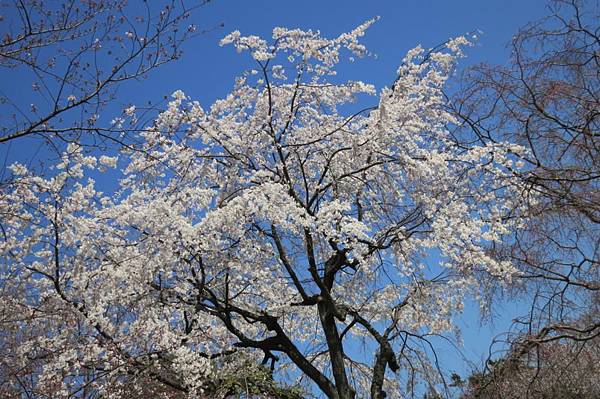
[1,20,531,398]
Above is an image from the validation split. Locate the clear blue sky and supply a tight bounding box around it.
[2,0,550,383]
[145,0,549,105]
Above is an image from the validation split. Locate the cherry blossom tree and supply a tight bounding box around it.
[1,20,531,398]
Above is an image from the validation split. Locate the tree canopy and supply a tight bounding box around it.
[0,17,533,398]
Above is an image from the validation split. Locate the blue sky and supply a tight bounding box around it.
[133,0,550,107]
[2,0,550,385]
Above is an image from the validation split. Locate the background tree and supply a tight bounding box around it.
[450,0,599,389]
[459,318,600,398]
[1,20,531,398]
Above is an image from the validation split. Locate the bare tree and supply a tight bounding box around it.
[450,0,599,385]
[0,0,216,151]
[460,319,600,399]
